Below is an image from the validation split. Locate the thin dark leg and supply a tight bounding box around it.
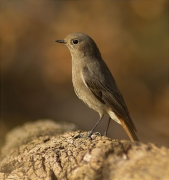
[104,117,111,136]
[88,115,104,137]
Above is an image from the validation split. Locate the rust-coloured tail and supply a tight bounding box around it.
[119,118,139,142]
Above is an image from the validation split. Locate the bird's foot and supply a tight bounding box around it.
[88,131,102,138]
[94,132,102,136]
[103,131,108,137]
[88,131,93,137]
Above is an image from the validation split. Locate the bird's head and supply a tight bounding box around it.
[55,33,101,58]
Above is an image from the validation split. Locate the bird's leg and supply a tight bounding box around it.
[104,117,111,136]
[88,115,104,137]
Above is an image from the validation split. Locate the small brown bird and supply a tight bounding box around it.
[55,32,139,141]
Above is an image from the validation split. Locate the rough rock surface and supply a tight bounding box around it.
[0,120,169,180]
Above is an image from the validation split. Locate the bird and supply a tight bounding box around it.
[55,32,139,141]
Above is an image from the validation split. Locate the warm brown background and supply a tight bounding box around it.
[0,1,168,147]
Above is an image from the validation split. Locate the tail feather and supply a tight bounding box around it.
[119,118,139,142]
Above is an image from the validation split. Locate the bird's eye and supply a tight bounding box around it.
[72,39,79,44]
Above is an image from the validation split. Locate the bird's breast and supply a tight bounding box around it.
[72,68,106,115]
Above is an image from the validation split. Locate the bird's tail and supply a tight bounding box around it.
[119,118,139,142]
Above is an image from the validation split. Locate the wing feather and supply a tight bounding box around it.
[83,66,137,132]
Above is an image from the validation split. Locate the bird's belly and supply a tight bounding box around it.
[73,79,106,114]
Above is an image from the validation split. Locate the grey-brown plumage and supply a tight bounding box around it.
[55,32,139,141]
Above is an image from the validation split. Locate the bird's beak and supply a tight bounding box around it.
[55,40,66,44]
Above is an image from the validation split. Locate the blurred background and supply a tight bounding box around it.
[0,1,168,147]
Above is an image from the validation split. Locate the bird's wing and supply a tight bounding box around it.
[82,65,137,132]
